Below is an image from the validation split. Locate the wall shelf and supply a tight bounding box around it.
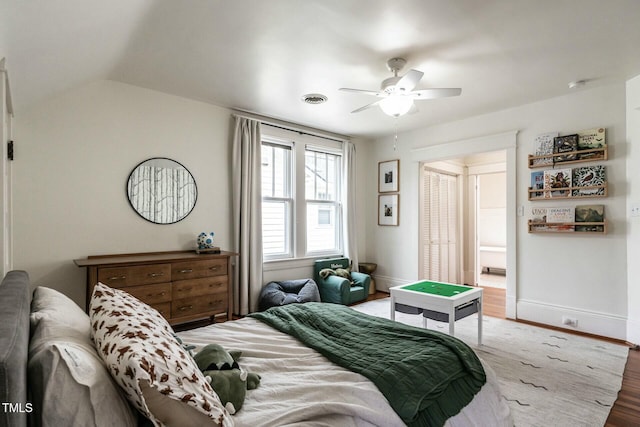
[528,220,607,234]
[528,183,608,201]
[528,146,607,169]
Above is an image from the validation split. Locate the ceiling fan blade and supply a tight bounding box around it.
[351,99,382,113]
[339,87,384,97]
[410,88,462,99]
[396,69,424,92]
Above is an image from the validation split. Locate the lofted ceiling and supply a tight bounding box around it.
[2,0,640,138]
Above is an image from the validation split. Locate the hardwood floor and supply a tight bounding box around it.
[606,348,640,426]
[367,290,639,424]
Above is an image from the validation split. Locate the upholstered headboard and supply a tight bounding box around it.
[0,270,30,427]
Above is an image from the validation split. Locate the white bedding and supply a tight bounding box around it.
[178,317,512,427]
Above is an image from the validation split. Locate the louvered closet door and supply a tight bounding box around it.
[422,170,458,283]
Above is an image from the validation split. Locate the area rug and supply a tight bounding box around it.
[352,298,628,427]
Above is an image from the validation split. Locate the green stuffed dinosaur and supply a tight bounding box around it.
[193,343,261,414]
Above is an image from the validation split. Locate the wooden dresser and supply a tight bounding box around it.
[74,251,237,325]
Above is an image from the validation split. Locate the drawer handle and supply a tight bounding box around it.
[149,272,165,278]
[147,291,166,297]
[210,266,221,272]
[179,269,193,274]
[108,275,126,281]
[179,305,194,311]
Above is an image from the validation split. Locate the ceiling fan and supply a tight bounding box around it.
[340,58,462,117]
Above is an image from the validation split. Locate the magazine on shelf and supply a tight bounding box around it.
[553,134,579,162]
[532,132,558,166]
[544,168,572,198]
[577,127,606,160]
[575,204,605,232]
[572,165,606,196]
[530,171,545,198]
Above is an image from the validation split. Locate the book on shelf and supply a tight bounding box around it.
[544,168,572,198]
[575,204,605,232]
[553,134,579,162]
[529,207,549,231]
[529,206,575,232]
[530,171,545,198]
[577,127,606,160]
[547,206,575,223]
[531,207,547,223]
[572,165,606,196]
[532,132,558,166]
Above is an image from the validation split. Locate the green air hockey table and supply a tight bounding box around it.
[389,281,483,345]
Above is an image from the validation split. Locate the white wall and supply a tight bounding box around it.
[13,79,372,308]
[14,80,234,308]
[626,75,640,344]
[366,83,628,339]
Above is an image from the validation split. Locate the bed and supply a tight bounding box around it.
[0,270,512,427]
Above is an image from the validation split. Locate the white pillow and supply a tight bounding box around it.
[30,286,90,335]
[89,282,233,427]
[28,286,137,427]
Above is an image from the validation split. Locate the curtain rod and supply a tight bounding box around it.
[232,110,349,143]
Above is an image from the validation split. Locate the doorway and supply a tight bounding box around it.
[473,170,507,289]
[412,130,517,319]
[420,150,508,318]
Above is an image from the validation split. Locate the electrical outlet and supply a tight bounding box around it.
[632,203,640,218]
[562,316,578,327]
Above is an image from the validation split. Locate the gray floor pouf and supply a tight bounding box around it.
[258,279,320,311]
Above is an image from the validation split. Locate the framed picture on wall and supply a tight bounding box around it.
[378,159,399,192]
[378,194,399,226]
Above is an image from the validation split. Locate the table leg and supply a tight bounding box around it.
[449,305,455,336]
[423,316,427,329]
[390,295,395,321]
[478,297,483,346]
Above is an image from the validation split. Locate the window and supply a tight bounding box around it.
[261,130,343,261]
[261,142,292,258]
[305,149,341,254]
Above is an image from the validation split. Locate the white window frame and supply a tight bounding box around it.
[261,138,294,260]
[304,146,343,257]
[260,128,344,263]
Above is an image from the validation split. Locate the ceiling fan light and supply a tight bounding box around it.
[379,96,413,117]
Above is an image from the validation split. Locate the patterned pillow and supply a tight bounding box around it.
[89,282,233,427]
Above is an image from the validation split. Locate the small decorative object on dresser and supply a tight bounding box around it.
[196,231,220,254]
[74,250,237,325]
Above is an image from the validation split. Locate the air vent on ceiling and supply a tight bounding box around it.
[302,93,328,104]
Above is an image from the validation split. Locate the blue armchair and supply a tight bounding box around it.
[313,257,370,305]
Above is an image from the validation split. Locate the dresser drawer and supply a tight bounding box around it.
[172,276,227,299]
[152,302,171,319]
[126,283,172,305]
[172,258,227,280]
[98,264,171,287]
[171,293,227,318]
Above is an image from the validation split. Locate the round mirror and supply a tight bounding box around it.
[126,157,197,224]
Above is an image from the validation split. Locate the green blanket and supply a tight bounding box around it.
[250,302,485,427]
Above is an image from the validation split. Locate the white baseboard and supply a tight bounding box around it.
[517,299,627,341]
[626,317,640,346]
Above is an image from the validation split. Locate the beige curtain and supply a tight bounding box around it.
[342,141,359,271]
[232,116,263,315]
